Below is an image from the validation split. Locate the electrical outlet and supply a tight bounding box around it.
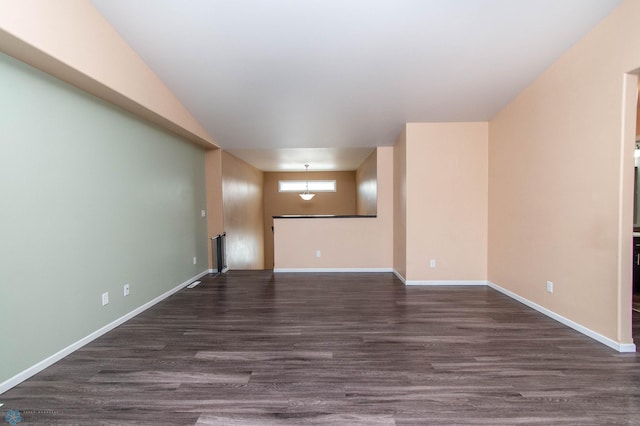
[193,256,197,265]
[123,284,130,296]
[201,209,206,217]
[546,281,554,293]
[101,292,109,306]
[316,250,321,258]
[430,259,436,268]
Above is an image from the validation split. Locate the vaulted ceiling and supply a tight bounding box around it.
[91,0,622,170]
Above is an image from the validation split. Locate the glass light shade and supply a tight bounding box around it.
[299,193,315,200]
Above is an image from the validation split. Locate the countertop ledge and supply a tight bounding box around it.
[273,215,377,219]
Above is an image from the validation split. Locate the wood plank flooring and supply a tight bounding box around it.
[2,271,639,425]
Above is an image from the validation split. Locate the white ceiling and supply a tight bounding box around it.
[91,0,622,171]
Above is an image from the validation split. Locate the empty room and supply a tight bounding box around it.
[1,0,639,424]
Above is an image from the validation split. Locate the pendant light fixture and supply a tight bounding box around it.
[299,164,315,200]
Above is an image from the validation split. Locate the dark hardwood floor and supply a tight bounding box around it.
[2,271,640,425]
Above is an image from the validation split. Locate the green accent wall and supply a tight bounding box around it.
[0,52,208,385]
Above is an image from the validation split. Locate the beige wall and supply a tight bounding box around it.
[0,0,215,148]
[274,147,393,270]
[356,150,378,215]
[405,123,488,282]
[488,0,640,345]
[393,129,407,278]
[264,170,357,268]
[222,151,264,270]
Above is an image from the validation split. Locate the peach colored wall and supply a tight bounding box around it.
[405,123,488,282]
[488,0,640,345]
[263,171,356,268]
[356,150,378,215]
[222,151,264,270]
[393,129,407,279]
[274,147,393,270]
[205,149,224,269]
[0,0,215,148]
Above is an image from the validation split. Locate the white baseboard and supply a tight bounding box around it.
[406,280,488,286]
[392,270,487,287]
[392,270,635,353]
[488,281,636,353]
[274,268,394,273]
[2,271,634,395]
[0,269,211,395]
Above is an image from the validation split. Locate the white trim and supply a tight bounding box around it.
[393,269,406,284]
[273,268,394,273]
[405,280,488,286]
[2,271,634,395]
[391,270,487,287]
[0,269,211,395]
[488,281,636,353]
[392,271,635,353]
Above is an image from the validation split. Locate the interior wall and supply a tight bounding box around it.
[405,123,488,282]
[393,128,407,279]
[488,0,640,345]
[0,52,208,387]
[222,151,264,270]
[356,150,378,215]
[274,147,393,270]
[0,0,215,148]
[263,170,356,268]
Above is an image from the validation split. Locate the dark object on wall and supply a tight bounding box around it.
[211,232,227,273]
